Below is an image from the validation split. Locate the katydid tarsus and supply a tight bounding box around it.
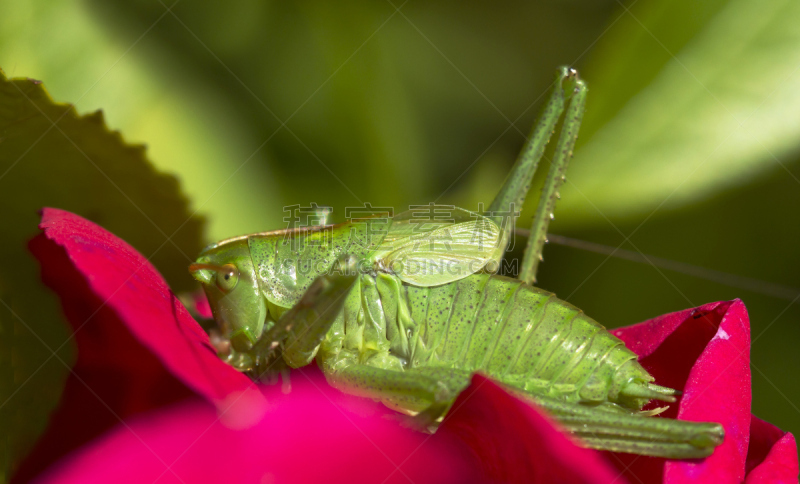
[190,67,724,459]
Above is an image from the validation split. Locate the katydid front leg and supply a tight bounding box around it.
[248,255,360,373]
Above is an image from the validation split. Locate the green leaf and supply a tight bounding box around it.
[0,1,282,241]
[0,71,205,476]
[559,0,800,221]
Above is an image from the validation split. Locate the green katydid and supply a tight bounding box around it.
[190,67,724,458]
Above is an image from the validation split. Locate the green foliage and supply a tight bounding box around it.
[0,71,205,476]
[0,1,280,240]
[563,0,800,218]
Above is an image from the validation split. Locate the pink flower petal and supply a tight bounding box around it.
[610,300,752,483]
[438,374,625,484]
[33,208,255,401]
[24,210,796,484]
[190,290,213,320]
[33,375,476,484]
[17,209,259,481]
[745,416,798,483]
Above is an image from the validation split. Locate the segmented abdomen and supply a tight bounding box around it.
[404,274,652,407]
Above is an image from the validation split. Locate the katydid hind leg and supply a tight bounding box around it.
[519,70,587,285]
[529,394,724,459]
[486,66,583,278]
[487,66,571,226]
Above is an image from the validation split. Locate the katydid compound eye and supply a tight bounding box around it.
[216,264,239,292]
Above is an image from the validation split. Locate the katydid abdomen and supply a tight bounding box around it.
[406,274,653,409]
[320,271,662,414]
[317,274,669,411]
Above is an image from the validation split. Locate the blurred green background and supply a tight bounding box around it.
[2,0,800,476]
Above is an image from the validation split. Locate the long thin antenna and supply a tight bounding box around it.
[516,229,800,301]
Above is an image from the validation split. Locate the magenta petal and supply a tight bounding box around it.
[33,376,476,484]
[438,374,624,484]
[33,208,255,401]
[25,210,795,484]
[17,209,259,481]
[611,300,752,483]
[745,416,798,483]
[190,290,213,319]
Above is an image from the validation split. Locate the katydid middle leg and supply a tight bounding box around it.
[319,360,474,429]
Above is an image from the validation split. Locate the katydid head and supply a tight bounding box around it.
[190,239,268,369]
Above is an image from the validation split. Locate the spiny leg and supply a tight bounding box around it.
[321,353,720,458]
[345,363,720,458]
[526,394,724,459]
[430,370,720,458]
[519,70,587,284]
[486,66,585,279]
[487,66,572,224]
[414,369,720,458]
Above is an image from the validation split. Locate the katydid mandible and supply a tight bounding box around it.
[190,67,724,459]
